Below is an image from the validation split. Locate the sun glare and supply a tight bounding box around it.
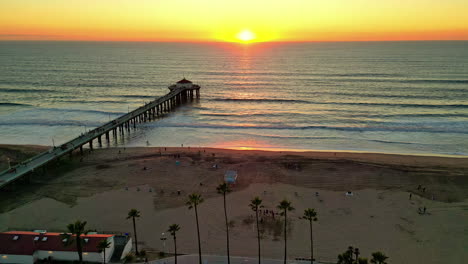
[236,30,256,43]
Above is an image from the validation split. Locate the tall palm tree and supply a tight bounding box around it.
[186,193,204,264]
[302,209,318,264]
[168,224,181,264]
[370,252,388,264]
[97,239,111,264]
[61,220,88,264]
[249,197,263,264]
[217,183,231,264]
[277,200,295,264]
[127,209,141,255]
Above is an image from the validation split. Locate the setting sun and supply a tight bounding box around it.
[236,30,256,42]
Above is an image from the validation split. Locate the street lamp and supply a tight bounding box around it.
[160,232,167,253]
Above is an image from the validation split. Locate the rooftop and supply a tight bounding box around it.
[0,231,113,255]
[177,78,192,84]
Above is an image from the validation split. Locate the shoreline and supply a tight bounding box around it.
[2,144,468,167]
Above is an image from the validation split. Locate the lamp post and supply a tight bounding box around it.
[160,232,167,253]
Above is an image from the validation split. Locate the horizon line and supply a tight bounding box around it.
[1,39,468,43]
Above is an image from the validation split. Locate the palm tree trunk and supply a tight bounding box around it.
[256,208,261,264]
[284,210,287,264]
[309,220,313,264]
[133,217,139,255]
[103,249,106,264]
[77,235,83,264]
[195,205,202,264]
[174,236,178,264]
[223,193,231,264]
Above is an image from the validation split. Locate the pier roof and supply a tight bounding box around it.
[177,78,192,84]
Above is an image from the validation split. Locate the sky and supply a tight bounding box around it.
[1,0,468,42]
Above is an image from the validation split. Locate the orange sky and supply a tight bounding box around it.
[1,0,468,42]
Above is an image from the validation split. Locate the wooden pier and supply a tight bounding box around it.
[0,80,200,189]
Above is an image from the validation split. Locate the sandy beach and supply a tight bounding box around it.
[1,146,467,263]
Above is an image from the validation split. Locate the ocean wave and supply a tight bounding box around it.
[145,122,468,134]
[39,107,126,116]
[315,91,463,100]
[0,88,56,93]
[318,102,468,109]
[210,98,310,103]
[0,102,33,107]
[0,120,102,127]
[112,95,157,99]
[209,98,468,109]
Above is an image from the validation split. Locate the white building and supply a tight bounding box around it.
[0,231,115,264]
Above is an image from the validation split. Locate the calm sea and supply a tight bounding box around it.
[0,41,467,155]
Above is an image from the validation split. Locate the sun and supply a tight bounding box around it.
[236,30,256,43]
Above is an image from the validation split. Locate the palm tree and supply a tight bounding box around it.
[217,183,231,264]
[302,209,318,264]
[61,220,88,264]
[186,193,204,264]
[358,258,369,264]
[97,239,111,264]
[337,246,354,264]
[168,224,181,264]
[370,252,388,264]
[354,248,360,262]
[249,197,263,264]
[127,209,141,255]
[277,200,295,264]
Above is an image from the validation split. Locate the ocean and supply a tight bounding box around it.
[0,41,467,156]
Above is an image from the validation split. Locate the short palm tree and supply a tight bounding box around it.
[61,220,89,264]
[186,193,204,264]
[217,183,232,264]
[302,209,318,264]
[358,258,369,264]
[127,209,141,255]
[249,197,263,264]
[97,239,111,264]
[277,200,295,264]
[168,224,181,264]
[354,248,360,262]
[370,252,388,264]
[337,246,355,264]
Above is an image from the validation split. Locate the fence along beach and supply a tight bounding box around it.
[0,79,200,189]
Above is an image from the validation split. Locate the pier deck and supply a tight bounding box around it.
[0,84,200,189]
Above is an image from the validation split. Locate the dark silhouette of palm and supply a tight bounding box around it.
[277,200,294,264]
[127,209,141,255]
[370,252,388,264]
[61,220,88,264]
[217,183,232,264]
[249,197,264,264]
[302,208,318,264]
[97,239,111,264]
[168,224,181,264]
[186,193,204,264]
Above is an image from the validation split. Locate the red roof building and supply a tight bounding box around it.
[0,231,115,264]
